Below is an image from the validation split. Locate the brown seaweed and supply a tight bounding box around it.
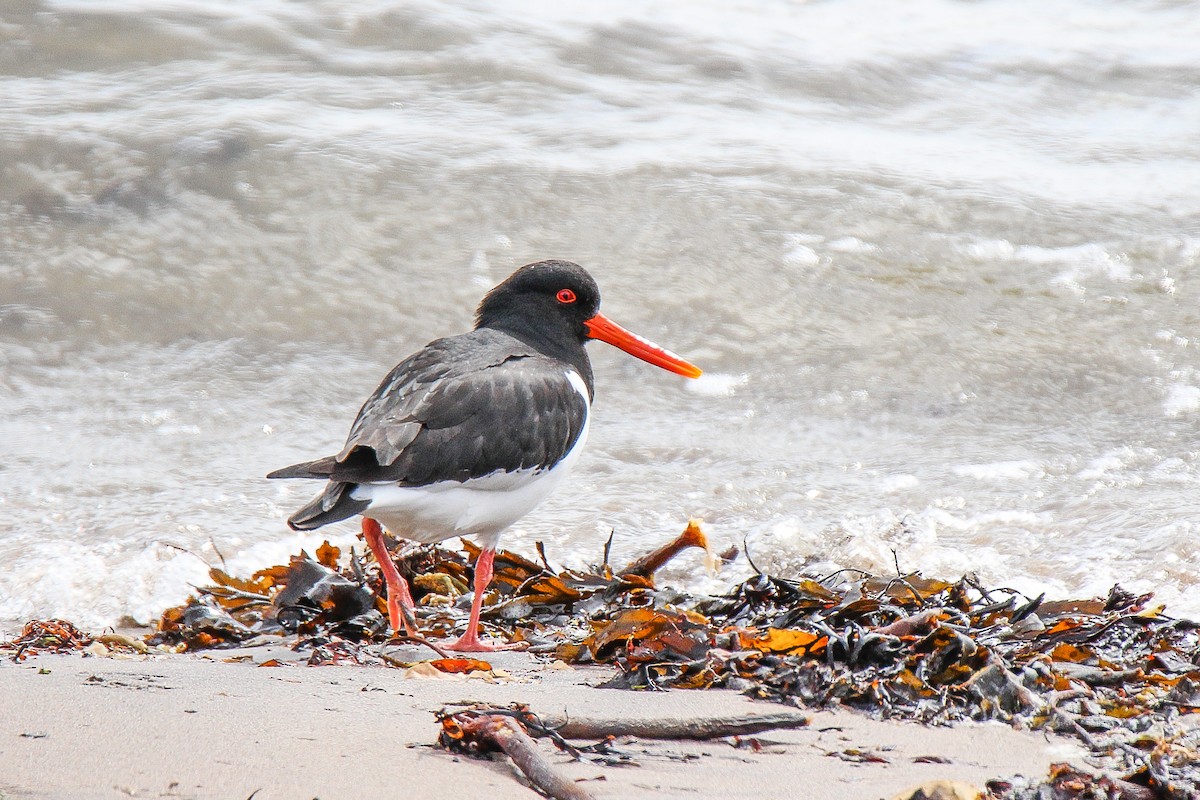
[7,519,1199,796]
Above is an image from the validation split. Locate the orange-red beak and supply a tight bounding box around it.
[584,312,702,379]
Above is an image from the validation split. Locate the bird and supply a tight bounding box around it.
[267,259,702,651]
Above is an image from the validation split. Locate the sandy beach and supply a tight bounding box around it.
[6,4,1200,799]
[0,643,1082,800]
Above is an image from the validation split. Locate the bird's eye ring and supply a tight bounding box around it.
[556,288,577,304]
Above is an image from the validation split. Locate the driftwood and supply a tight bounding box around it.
[442,712,595,800]
[437,704,812,799]
[542,709,810,740]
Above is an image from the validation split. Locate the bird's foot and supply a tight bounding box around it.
[443,632,526,653]
[361,518,421,636]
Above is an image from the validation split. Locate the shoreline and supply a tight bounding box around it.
[0,644,1081,800]
[6,527,1197,798]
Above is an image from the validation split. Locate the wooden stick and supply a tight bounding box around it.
[542,709,810,740]
[460,715,596,800]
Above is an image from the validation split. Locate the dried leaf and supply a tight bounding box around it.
[1134,604,1166,620]
[1037,599,1107,618]
[518,574,583,604]
[864,575,953,603]
[1050,643,1097,664]
[461,540,544,577]
[208,567,273,596]
[586,607,708,662]
[1104,703,1147,719]
[737,627,828,656]
[430,658,493,674]
[315,540,341,569]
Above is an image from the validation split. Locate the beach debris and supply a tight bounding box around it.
[435,702,810,798]
[1,619,147,661]
[986,761,1172,800]
[438,705,597,800]
[95,633,150,654]
[541,558,1199,796]
[539,708,810,740]
[618,518,715,579]
[429,657,493,674]
[149,546,385,649]
[271,555,380,637]
[10,519,1200,795]
[830,746,890,764]
[891,780,982,800]
[154,601,255,649]
[146,520,713,652]
[2,619,91,659]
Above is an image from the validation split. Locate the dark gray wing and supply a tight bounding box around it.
[270,330,589,487]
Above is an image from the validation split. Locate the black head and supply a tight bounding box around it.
[475,260,601,346]
[476,259,703,382]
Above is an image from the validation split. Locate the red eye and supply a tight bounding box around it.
[556,288,577,304]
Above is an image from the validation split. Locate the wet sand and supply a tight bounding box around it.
[0,645,1082,800]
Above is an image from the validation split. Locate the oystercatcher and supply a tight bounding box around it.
[268,260,701,651]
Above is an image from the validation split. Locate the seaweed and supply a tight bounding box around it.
[6,519,1198,796]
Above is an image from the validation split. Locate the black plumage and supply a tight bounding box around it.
[269,261,598,530]
[267,259,701,650]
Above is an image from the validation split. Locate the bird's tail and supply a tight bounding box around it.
[286,482,370,531]
[266,456,338,480]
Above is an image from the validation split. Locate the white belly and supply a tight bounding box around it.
[350,370,591,550]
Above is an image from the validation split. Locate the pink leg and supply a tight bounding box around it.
[361,518,417,637]
[445,548,517,652]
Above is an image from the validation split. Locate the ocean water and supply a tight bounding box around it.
[3,0,1199,631]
